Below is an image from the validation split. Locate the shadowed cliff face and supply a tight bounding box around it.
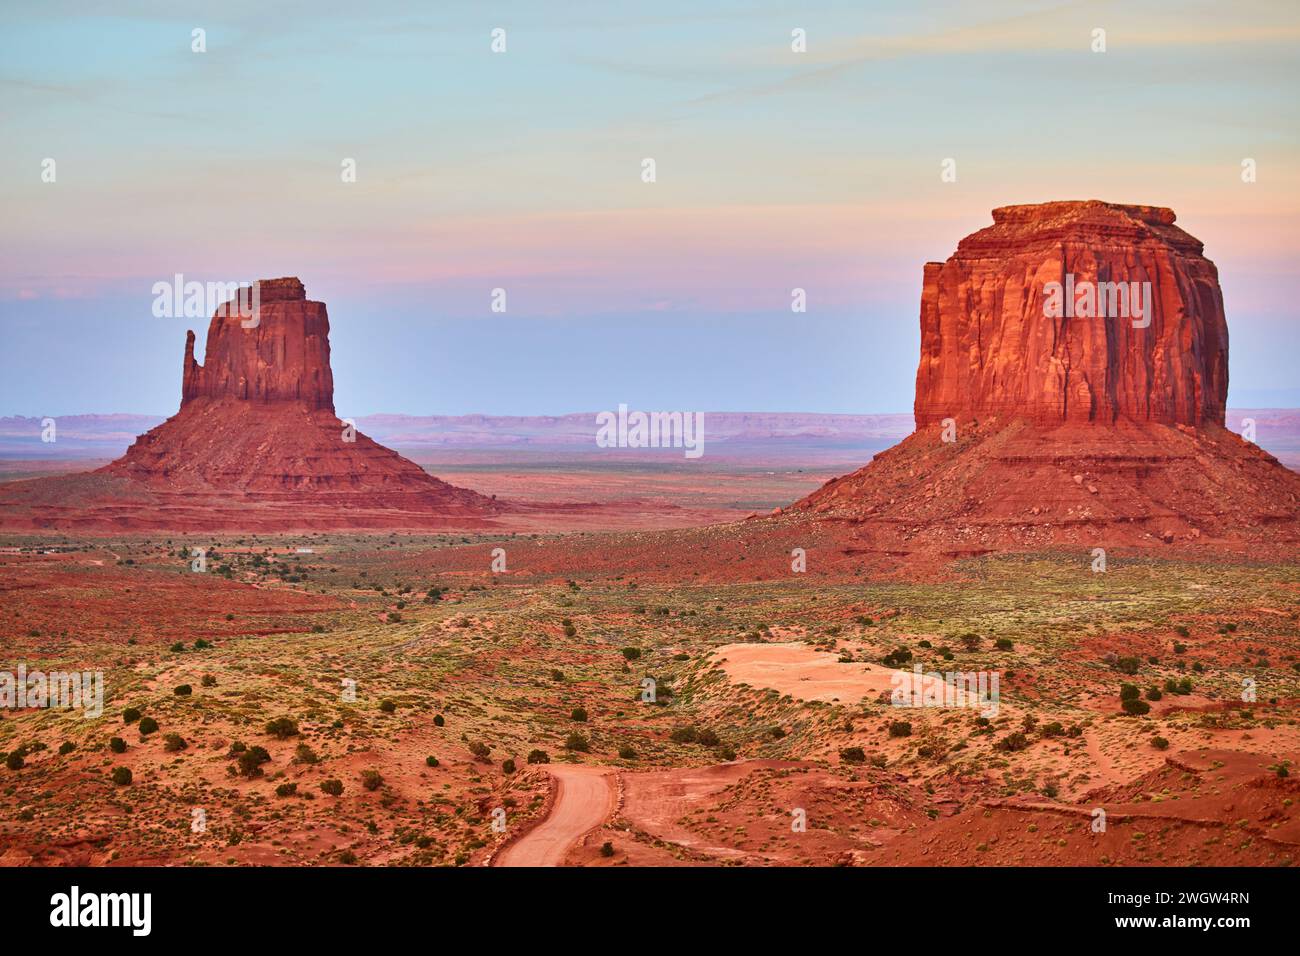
[914,201,1229,429]
[181,277,335,412]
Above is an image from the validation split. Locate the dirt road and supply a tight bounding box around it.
[495,765,616,867]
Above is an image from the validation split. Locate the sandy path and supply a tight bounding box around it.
[495,765,616,867]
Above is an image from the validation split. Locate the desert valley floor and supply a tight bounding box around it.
[2,476,1298,867]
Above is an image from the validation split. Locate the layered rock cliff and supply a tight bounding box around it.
[913,201,1229,428]
[181,277,335,411]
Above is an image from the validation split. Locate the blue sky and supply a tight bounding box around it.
[2,0,1298,416]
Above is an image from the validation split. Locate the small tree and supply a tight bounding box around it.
[265,716,299,739]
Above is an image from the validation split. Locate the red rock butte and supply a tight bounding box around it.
[0,278,502,531]
[914,201,1228,429]
[787,201,1298,560]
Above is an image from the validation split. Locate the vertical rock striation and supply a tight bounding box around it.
[913,201,1228,429]
[181,277,334,411]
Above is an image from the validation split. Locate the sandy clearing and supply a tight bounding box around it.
[713,642,996,712]
[712,642,898,704]
[495,765,616,867]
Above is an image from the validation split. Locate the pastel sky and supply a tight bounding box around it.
[2,0,1298,416]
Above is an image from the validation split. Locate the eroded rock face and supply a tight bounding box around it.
[913,201,1228,428]
[86,278,502,527]
[181,277,334,411]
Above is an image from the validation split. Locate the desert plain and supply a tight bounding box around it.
[1,461,1297,867]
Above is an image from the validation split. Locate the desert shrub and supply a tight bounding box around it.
[174,684,192,696]
[425,755,439,768]
[6,751,25,771]
[670,726,698,744]
[387,612,401,623]
[468,741,491,762]
[840,746,866,764]
[111,766,132,785]
[501,758,516,774]
[1173,642,1188,655]
[770,726,787,739]
[882,647,913,667]
[293,743,319,764]
[236,746,271,777]
[138,716,159,736]
[888,721,912,738]
[1151,737,1170,750]
[109,737,127,754]
[570,707,588,722]
[600,841,615,858]
[995,638,1014,651]
[266,717,299,738]
[618,745,637,760]
[170,642,185,652]
[1178,677,1193,694]
[122,707,142,724]
[1040,721,1064,737]
[361,769,383,791]
[1173,625,1191,638]
[433,714,445,727]
[276,782,298,797]
[1115,656,1140,675]
[163,733,187,752]
[379,699,397,714]
[995,732,1029,752]
[621,647,641,661]
[549,669,565,681]
[1121,698,1151,716]
[1145,687,1163,701]
[59,741,76,756]
[527,749,550,764]
[338,849,358,864]
[959,633,981,651]
[200,674,217,687]
[697,728,721,747]
[320,778,344,796]
[1119,684,1140,701]
[564,732,590,752]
